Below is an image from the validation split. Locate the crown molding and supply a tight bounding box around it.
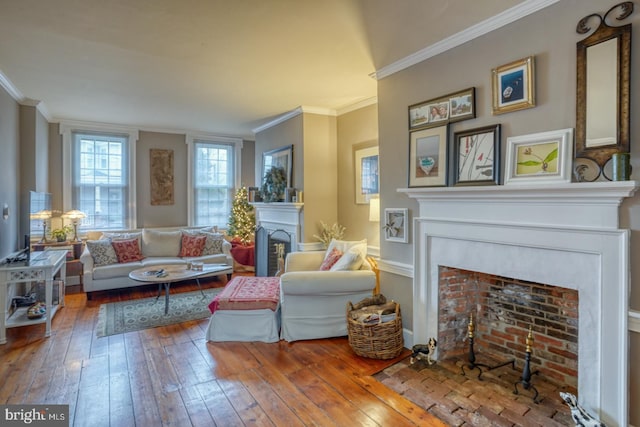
[371,0,561,80]
[0,69,53,121]
[336,97,377,115]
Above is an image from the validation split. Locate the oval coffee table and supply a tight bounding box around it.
[129,264,233,315]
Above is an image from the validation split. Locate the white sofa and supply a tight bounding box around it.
[279,250,376,342]
[80,227,233,298]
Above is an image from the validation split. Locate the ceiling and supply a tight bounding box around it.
[0,0,532,139]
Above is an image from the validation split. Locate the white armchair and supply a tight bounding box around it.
[280,251,376,342]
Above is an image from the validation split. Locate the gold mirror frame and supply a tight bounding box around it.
[576,2,632,168]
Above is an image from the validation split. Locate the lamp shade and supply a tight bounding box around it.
[62,210,87,220]
[30,209,52,220]
[369,198,380,222]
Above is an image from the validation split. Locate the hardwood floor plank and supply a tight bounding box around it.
[217,375,274,426]
[195,379,244,427]
[74,355,111,427]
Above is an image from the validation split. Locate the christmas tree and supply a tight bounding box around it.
[227,186,256,245]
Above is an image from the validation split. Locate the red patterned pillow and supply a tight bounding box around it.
[180,234,207,257]
[319,247,343,271]
[111,238,144,263]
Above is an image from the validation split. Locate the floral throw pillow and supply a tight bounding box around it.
[180,234,207,257]
[319,247,343,271]
[111,238,144,263]
[86,239,118,267]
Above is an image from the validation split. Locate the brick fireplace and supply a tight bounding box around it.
[400,181,638,426]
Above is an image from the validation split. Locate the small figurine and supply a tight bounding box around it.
[559,392,606,427]
[410,337,437,365]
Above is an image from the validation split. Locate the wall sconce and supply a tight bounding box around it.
[369,198,380,222]
[62,210,87,242]
[30,209,52,243]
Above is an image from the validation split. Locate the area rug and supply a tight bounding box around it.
[97,288,222,338]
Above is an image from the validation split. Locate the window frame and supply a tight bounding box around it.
[186,133,242,228]
[60,121,139,231]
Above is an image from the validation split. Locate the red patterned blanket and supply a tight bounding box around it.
[208,276,280,313]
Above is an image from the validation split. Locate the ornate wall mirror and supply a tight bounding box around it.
[575,2,632,176]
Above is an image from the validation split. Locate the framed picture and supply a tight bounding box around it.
[150,149,174,205]
[492,56,535,115]
[409,125,448,187]
[504,128,574,185]
[408,87,475,130]
[262,145,293,188]
[354,144,379,204]
[384,208,408,243]
[453,124,501,186]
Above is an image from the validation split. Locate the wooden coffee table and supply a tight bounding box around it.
[129,264,233,314]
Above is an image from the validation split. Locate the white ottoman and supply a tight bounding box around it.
[206,276,281,343]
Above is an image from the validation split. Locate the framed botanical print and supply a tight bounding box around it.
[504,128,574,185]
[453,125,501,186]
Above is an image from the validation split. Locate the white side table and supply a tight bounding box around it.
[0,249,67,344]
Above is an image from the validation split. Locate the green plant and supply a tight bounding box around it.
[50,225,73,242]
[260,166,287,202]
[313,221,346,248]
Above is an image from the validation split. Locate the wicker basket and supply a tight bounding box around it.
[347,300,403,359]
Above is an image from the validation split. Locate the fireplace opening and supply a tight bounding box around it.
[255,226,292,277]
[438,266,578,391]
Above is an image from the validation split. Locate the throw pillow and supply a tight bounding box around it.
[324,238,368,267]
[86,239,118,267]
[330,248,364,271]
[111,238,144,263]
[319,247,343,271]
[200,231,225,255]
[180,234,207,257]
[141,229,182,257]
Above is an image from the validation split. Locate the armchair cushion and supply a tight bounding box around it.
[325,238,367,263]
[330,248,363,271]
[319,247,342,270]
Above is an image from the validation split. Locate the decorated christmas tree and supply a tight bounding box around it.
[227,186,256,245]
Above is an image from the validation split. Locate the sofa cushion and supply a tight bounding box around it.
[141,229,182,257]
[86,239,118,267]
[319,247,343,271]
[93,261,144,280]
[330,248,364,271]
[324,239,367,266]
[112,238,145,263]
[200,231,225,255]
[102,231,142,244]
[179,234,207,257]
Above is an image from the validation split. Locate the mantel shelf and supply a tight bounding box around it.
[398,181,638,205]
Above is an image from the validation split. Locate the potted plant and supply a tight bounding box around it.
[50,225,73,242]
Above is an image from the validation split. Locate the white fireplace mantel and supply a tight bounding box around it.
[398,181,638,229]
[252,202,303,251]
[399,180,639,427]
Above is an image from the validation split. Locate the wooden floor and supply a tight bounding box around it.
[0,281,446,427]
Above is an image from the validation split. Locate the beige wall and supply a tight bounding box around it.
[254,115,303,189]
[375,0,640,423]
[336,104,379,247]
[0,86,20,255]
[136,131,188,227]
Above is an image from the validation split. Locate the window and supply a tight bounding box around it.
[61,122,138,231]
[187,134,242,228]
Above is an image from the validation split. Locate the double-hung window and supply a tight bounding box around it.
[61,123,138,232]
[187,135,242,228]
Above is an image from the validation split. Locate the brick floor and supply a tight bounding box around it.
[374,353,576,426]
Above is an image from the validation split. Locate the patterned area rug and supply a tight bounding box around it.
[97,288,222,337]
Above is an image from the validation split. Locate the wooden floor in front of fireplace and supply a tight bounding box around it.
[375,352,576,426]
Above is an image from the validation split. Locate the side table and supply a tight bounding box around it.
[0,249,67,344]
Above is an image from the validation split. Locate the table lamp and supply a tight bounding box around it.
[30,210,52,243]
[62,210,87,242]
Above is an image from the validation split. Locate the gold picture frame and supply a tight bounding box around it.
[150,149,174,205]
[491,56,535,115]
